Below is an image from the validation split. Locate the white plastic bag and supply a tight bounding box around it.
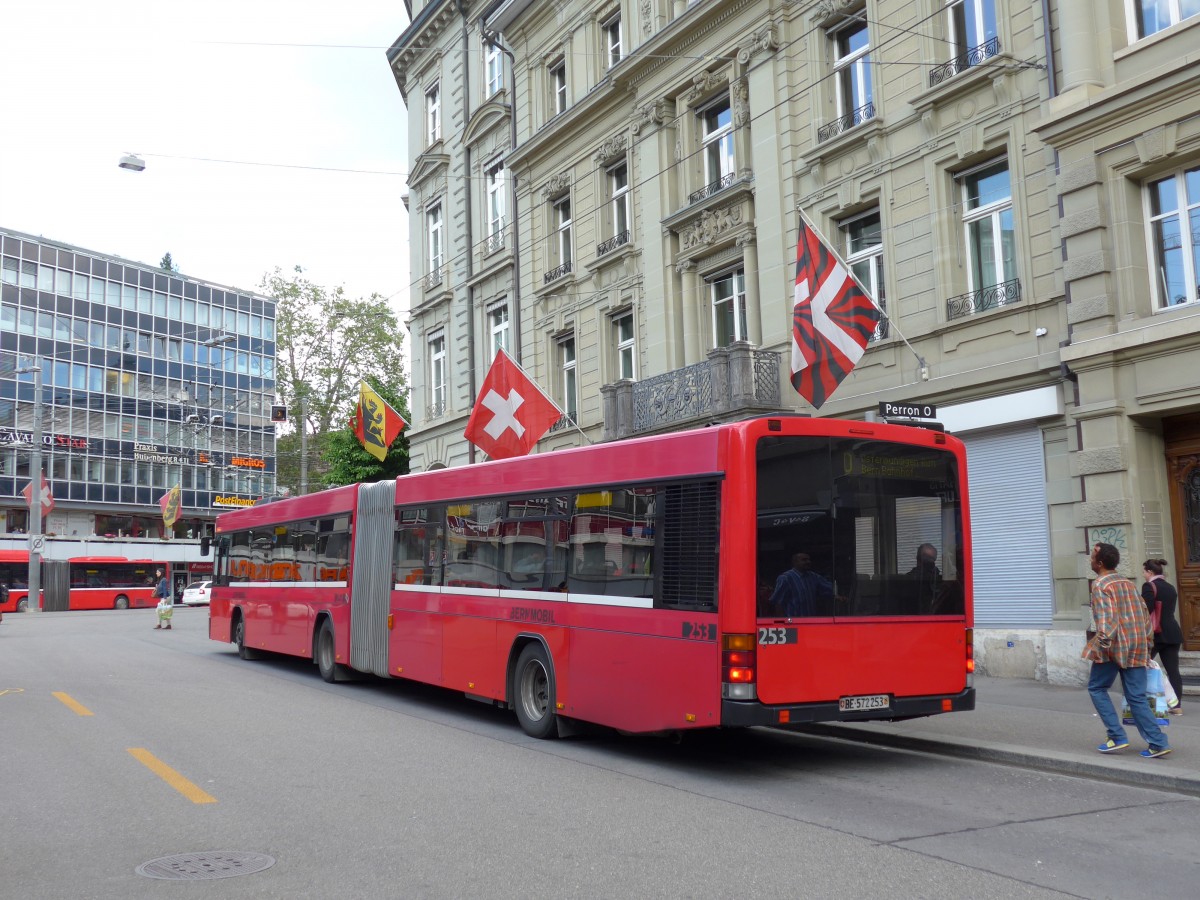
[1150,659,1179,708]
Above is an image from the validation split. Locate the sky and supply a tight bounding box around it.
[0,2,412,316]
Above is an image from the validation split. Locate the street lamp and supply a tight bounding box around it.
[14,361,44,613]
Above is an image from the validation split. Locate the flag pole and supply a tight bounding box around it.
[798,210,929,381]
[501,349,594,446]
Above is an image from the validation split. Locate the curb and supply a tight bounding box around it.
[800,723,1200,797]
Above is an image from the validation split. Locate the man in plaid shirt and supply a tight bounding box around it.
[1083,542,1171,758]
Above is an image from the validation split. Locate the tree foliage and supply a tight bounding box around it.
[160,252,177,273]
[262,266,409,494]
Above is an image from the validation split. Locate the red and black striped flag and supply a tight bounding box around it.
[790,214,882,409]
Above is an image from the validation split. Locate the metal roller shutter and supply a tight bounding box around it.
[964,426,1053,627]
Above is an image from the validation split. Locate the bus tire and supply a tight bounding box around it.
[316,621,337,683]
[114,595,129,610]
[235,617,258,661]
[16,597,27,613]
[513,643,557,740]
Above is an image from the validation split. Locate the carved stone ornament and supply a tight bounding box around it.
[731,79,749,128]
[736,24,779,65]
[541,172,572,198]
[812,0,856,18]
[684,70,730,107]
[679,205,744,250]
[594,133,630,163]
[631,100,668,136]
[642,0,653,36]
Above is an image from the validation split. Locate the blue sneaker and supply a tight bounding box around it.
[1098,738,1129,753]
[1140,747,1172,759]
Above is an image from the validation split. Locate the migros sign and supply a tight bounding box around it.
[230,457,266,469]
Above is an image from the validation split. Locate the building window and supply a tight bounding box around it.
[428,332,446,417]
[485,41,504,97]
[710,268,748,347]
[1131,0,1199,39]
[844,210,887,341]
[610,162,629,238]
[613,311,635,379]
[1148,164,1200,308]
[427,203,444,273]
[603,13,622,68]
[560,337,577,420]
[961,160,1016,294]
[554,196,572,267]
[550,60,567,115]
[701,99,735,190]
[426,82,441,145]
[931,0,1000,85]
[831,15,873,128]
[486,160,506,250]
[489,302,510,355]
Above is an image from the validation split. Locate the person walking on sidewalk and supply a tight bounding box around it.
[1143,558,1183,716]
[1083,543,1170,758]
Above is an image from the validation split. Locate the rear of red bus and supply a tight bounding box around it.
[719,417,974,727]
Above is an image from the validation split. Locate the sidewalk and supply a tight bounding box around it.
[803,675,1199,795]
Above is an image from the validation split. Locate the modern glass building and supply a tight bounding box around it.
[0,227,277,539]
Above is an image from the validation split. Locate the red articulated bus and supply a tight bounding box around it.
[209,415,975,738]
[0,553,166,611]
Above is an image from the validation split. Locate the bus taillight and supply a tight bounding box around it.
[965,628,975,687]
[722,633,757,700]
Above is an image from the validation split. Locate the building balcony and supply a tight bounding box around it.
[424,266,445,291]
[817,101,876,143]
[868,305,889,342]
[929,37,1001,87]
[484,229,506,256]
[597,230,631,257]
[601,344,784,441]
[543,261,572,285]
[946,277,1021,321]
[688,172,734,205]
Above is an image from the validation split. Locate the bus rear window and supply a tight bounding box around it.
[756,436,963,618]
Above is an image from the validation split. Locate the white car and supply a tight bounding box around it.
[180,580,212,606]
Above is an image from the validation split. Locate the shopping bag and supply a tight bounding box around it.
[1150,660,1179,709]
[1121,664,1170,725]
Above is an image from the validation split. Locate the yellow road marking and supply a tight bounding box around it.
[52,692,94,716]
[128,748,218,804]
[0,688,25,697]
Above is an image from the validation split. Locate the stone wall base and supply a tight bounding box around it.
[973,628,1091,686]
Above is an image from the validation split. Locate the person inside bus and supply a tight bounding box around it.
[907,543,942,611]
[932,548,965,615]
[768,552,835,618]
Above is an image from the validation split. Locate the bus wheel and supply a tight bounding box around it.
[16,598,27,613]
[235,618,258,660]
[114,595,129,610]
[513,643,557,739]
[316,621,337,683]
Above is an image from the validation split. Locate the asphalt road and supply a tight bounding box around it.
[1,608,1195,899]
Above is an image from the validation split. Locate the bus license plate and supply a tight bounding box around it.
[839,694,890,712]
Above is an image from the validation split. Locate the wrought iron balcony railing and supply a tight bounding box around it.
[628,348,780,434]
[484,230,506,255]
[426,396,446,419]
[929,36,1001,87]
[688,172,734,205]
[597,230,631,256]
[868,306,889,342]
[946,277,1021,320]
[543,261,572,285]
[817,101,876,143]
[424,267,444,290]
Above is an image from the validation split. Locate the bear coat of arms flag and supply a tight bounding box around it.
[463,348,563,460]
[352,381,407,462]
[790,212,882,409]
[159,484,182,530]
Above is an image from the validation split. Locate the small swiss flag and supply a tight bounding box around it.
[463,349,562,460]
[21,471,55,518]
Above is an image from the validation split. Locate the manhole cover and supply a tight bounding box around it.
[136,851,275,881]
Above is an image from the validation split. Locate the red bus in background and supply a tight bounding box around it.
[0,554,189,611]
[209,415,974,738]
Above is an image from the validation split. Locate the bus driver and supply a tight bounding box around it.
[768,552,834,618]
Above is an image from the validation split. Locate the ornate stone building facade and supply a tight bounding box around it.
[390,0,1200,680]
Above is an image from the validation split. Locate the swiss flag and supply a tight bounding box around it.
[464,349,562,460]
[790,212,882,409]
[21,471,54,518]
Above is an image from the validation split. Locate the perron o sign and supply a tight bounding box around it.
[879,401,937,419]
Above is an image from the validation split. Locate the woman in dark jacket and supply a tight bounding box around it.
[1142,558,1183,715]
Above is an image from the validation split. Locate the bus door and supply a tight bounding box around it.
[754,433,969,707]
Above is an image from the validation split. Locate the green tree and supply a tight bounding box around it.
[322,377,410,486]
[160,252,177,273]
[263,266,408,493]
